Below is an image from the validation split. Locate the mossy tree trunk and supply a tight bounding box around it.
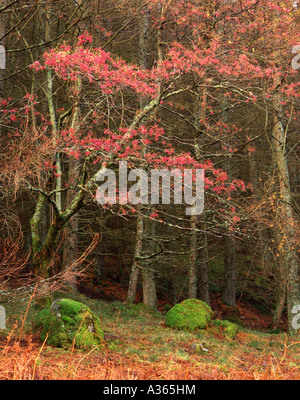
[30,172,87,278]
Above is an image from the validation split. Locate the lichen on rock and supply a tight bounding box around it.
[165,299,213,331]
[36,298,104,349]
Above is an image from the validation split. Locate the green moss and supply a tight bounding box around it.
[225,315,244,327]
[58,298,83,316]
[35,308,51,328]
[165,299,213,332]
[36,298,104,349]
[249,340,264,351]
[162,304,172,313]
[127,303,155,315]
[212,319,239,340]
[269,329,281,335]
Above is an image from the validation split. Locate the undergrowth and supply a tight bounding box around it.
[0,291,300,380]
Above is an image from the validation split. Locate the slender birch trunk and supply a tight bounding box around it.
[271,76,299,334]
[44,1,61,212]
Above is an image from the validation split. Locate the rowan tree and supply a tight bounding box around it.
[0,0,299,334]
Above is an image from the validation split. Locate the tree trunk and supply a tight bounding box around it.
[141,218,157,308]
[198,231,210,306]
[142,266,157,308]
[62,93,81,288]
[222,234,237,307]
[189,84,210,304]
[126,210,143,303]
[0,0,7,100]
[167,276,177,305]
[220,95,237,308]
[272,262,287,329]
[127,5,158,308]
[189,215,198,299]
[62,216,79,289]
[271,78,300,334]
[249,146,273,271]
[62,0,86,288]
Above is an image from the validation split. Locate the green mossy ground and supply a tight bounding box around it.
[2,292,300,379]
[165,299,213,331]
[35,298,104,349]
[212,319,239,339]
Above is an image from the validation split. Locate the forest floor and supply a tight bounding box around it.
[0,280,299,380]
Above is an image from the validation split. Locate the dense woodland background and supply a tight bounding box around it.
[0,0,299,334]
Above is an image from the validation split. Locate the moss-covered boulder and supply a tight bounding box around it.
[212,319,239,339]
[36,298,104,349]
[165,299,213,331]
